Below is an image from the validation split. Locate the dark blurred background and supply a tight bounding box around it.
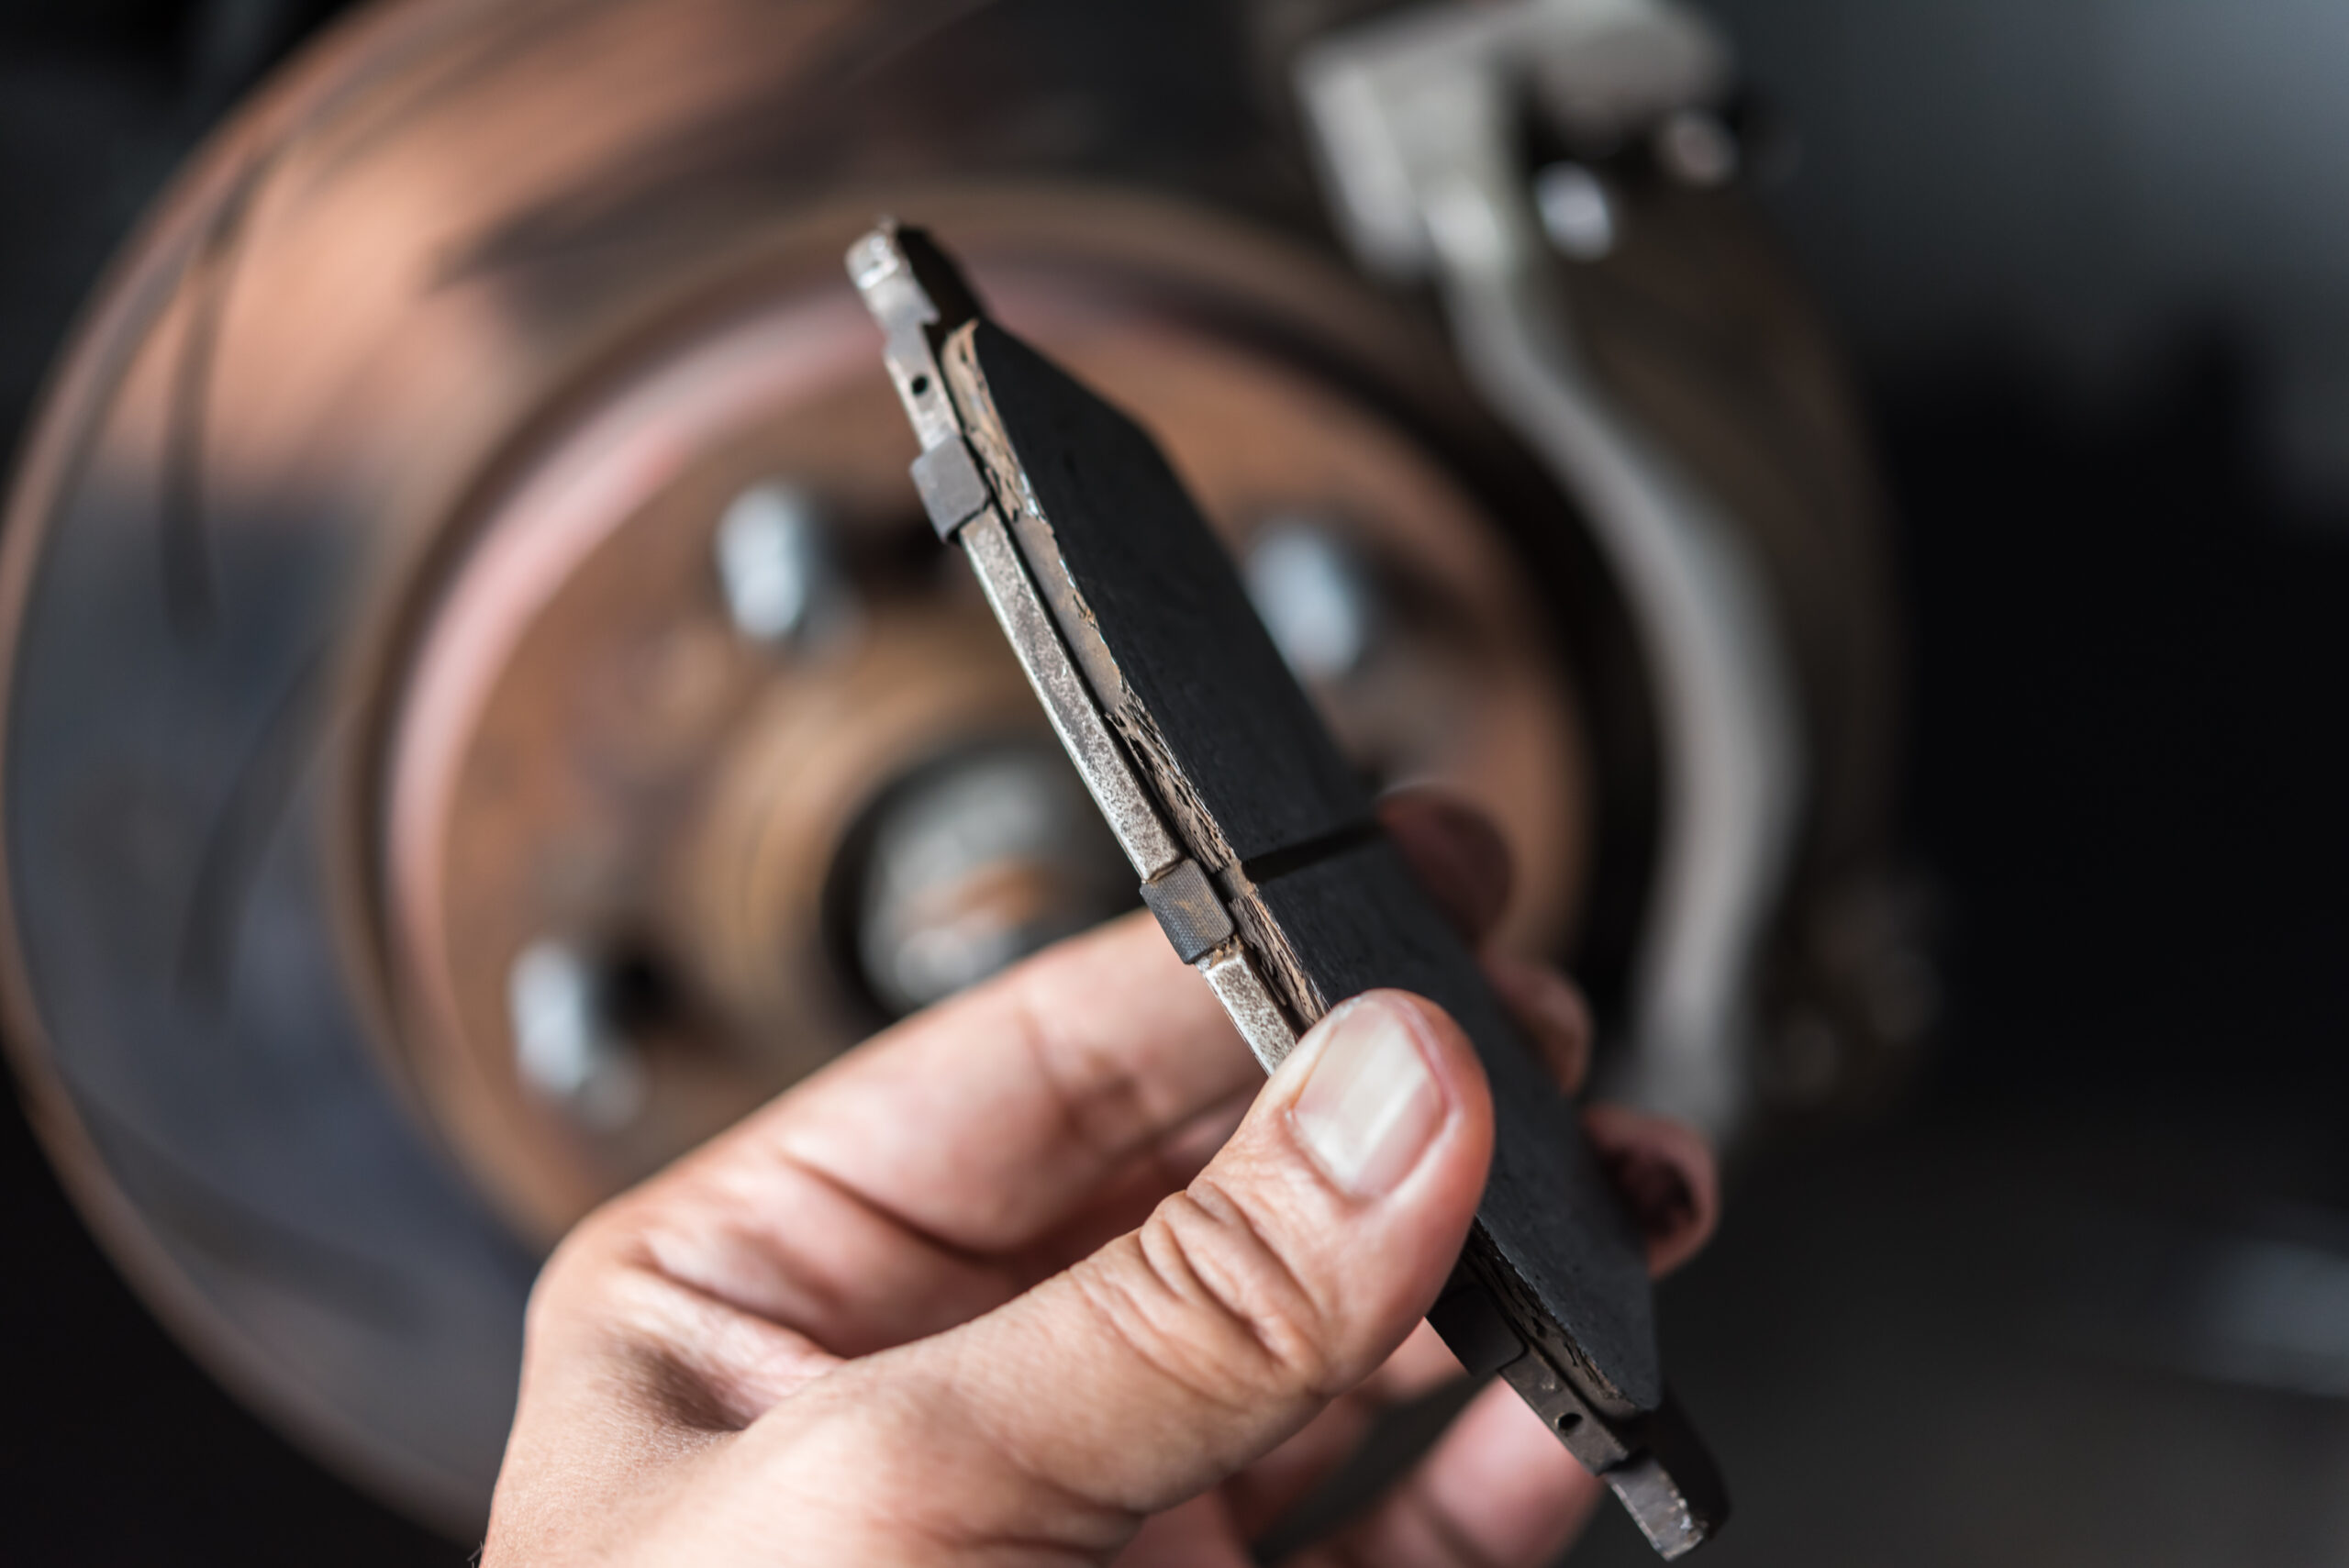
[4,1,2345,1562]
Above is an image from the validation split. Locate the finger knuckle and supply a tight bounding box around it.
[520,1201,661,1351]
[520,1218,604,1336]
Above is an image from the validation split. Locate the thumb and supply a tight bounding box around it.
[820,989,1491,1557]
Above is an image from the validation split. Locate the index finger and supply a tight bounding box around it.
[602,911,1263,1357]
[768,909,1258,1248]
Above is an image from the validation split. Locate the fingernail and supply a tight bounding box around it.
[1289,996,1446,1197]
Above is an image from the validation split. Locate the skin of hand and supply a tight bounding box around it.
[484,793,1719,1567]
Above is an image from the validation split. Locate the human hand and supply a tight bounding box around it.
[483,793,1718,1567]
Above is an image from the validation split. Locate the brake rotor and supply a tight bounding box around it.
[370,239,1587,1243]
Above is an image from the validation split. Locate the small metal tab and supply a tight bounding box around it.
[849,224,972,453]
[1609,1453,1709,1561]
[1601,1396,1731,1561]
[1426,1273,1526,1378]
[909,436,992,539]
[1140,859,1233,962]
